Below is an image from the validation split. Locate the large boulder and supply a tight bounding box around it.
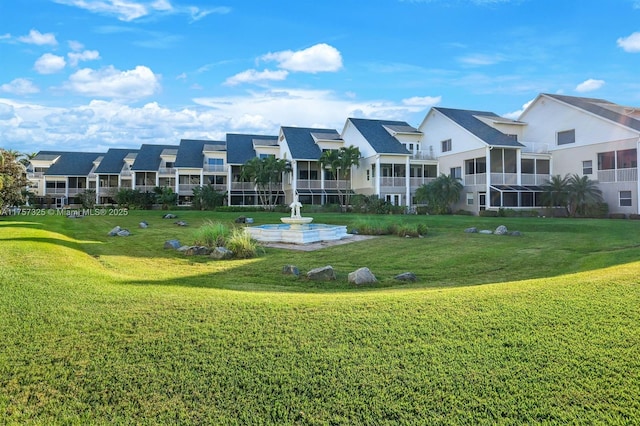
[139,221,149,228]
[164,239,181,250]
[107,226,121,236]
[394,272,417,282]
[210,247,233,260]
[307,265,336,281]
[348,267,377,285]
[174,220,188,227]
[116,229,131,237]
[234,216,247,224]
[282,265,300,276]
[464,227,478,233]
[162,213,177,219]
[494,225,508,235]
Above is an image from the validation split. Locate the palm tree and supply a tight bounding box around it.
[415,173,463,214]
[319,145,361,211]
[566,174,602,217]
[240,156,291,210]
[540,174,570,215]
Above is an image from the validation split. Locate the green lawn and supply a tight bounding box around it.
[1,210,639,424]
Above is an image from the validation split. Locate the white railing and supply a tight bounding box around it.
[135,185,156,193]
[520,141,549,154]
[230,182,256,191]
[297,179,322,189]
[409,177,436,187]
[380,177,406,187]
[178,184,200,193]
[410,151,437,160]
[27,172,44,178]
[158,168,175,175]
[324,180,349,190]
[521,174,550,185]
[597,168,637,183]
[490,173,518,185]
[203,164,228,173]
[464,173,487,186]
[120,170,132,177]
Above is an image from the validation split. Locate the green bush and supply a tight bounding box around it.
[227,228,262,259]
[389,223,428,237]
[608,213,627,220]
[630,214,640,220]
[193,220,230,247]
[454,209,474,216]
[479,210,499,217]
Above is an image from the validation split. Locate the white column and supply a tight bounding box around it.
[486,147,492,209]
[375,156,381,197]
[291,161,297,204]
[405,156,411,207]
[516,149,522,186]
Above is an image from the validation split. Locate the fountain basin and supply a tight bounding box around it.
[246,223,350,244]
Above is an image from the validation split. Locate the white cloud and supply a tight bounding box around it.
[503,99,534,120]
[575,79,605,93]
[53,0,230,22]
[402,96,441,107]
[63,65,161,100]
[224,69,289,86]
[18,29,58,46]
[261,43,343,73]
[617,32,640,52]
[34,53,66,74]
[68,50,101,67]
[458,53,505,66]
[0,78,40,95]
[0,103,15,120]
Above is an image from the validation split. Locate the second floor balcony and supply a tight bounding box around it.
[598,168,638,183]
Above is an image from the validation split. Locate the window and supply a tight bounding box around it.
[208,158,223,166]
[259,154,274,159]
[557,129,575,145]
[466,193,474,205]
[597,152,615,170]
[521,158,535,174]
[620,191,632,207]
[537,159,550,174]
[617,149,637,169]
[366,170,370,181]
[582,160,593,175]
[441,139,452,152]
[450,167,461,179]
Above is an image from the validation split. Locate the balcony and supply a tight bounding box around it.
[27,171,44,179]
[490,173,518,185]
[464,174,487,186]
[135,185,156,193]
[520,141,550,154]
[203,164,228,173]
[296,179,322,189]
[521,174,550,185]
[410,177,436,188]
[598,168,638,183]
[324,180,349,190]
[230,182,256,191]
[380,177,406,188]
[410,150,437,160]
[158,167,175,175]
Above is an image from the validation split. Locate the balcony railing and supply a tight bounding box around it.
[520,142,549,154]
[203,164,228,173]
[120,170,132,177]
[324,180,349,190]
[598,168,638,183]
[230,182,256,191]
[297,179,322,189]
[158,168,175,175]
[135,185,156,193]
[27,172,44,178]
[380,177,406,188]
[409,177,436,187]
[410,151,437,160]
[521,173,550,185]
[490,173,518,185]
[464,173,487,186]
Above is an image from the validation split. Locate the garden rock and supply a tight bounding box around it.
[139,221,148,228]
[307,265,336,281]
[348,267,377,285]
[162,213,177,219]
[107,226,121,236]
[211,247,233,260]
[282,265,300,276]
[164,239,181,249]
[494,225,508,235]
[394,272,417,282]
[464,227,478,233]
[509,231,522,237]
[479,230,493,234]
[116,229,131,237]
[180,246,211,256]
[234,216,247,223]
[174,220,188,226]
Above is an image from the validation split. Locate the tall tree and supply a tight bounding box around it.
[319,145,361,211]
[566,174,603,217]
[240,156,290,211]
[0,149,28,210]
[415,173,463,214]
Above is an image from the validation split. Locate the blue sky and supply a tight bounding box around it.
[2,0,640,154]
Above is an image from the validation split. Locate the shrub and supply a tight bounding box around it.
[608,213,627,220]
[350,218,392,235]
[193,221,230,247]
[630,214,640,220]
[227,228,262,259]
[389,223,428,237]
[454,209,474,216]
[479,210,499,217]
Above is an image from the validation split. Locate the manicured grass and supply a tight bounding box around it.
[1,211,639,424]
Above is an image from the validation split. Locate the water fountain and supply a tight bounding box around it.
[246,196,349,244]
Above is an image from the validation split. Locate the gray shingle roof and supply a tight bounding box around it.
[434,108,524,148]
[281,127,340,160]
[174,139,223,168]
[131,144,177,171]
[32,151,65,162]
[94,148,139,174]
[45,152,103,176]
[226,133,278,164]
[347,118,415,154]
[544,93,640,132]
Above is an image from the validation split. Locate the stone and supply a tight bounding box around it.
[181,246,211,256]
[116,229,130,237]
[177,245,191,253]
[307,265,336,281]
[162,213,177,219]
[164,239,181,249]
[139,221,148,228]
[464,227,478,233]
[282,264,300,276]
[494,225,508,235]
[348,267,377,285]
[394,272,417,282]
[174,220,188,226]
[245,217,254,224]
[479,230,493,234]
[108,226,121,236]
[211,247,233,260]
[234,216,247,223]
[509,231,522,237]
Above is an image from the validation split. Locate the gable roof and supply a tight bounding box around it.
[225,133,278,164]
[45,151,103,176]
[94,148,139,174]
[32,151,66,162]
[542,93,640,133]
[131,144,177,171]
[347,118,416,154]
[174,139,222,168]
[281,127,340,160]
[434,108,524,148]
